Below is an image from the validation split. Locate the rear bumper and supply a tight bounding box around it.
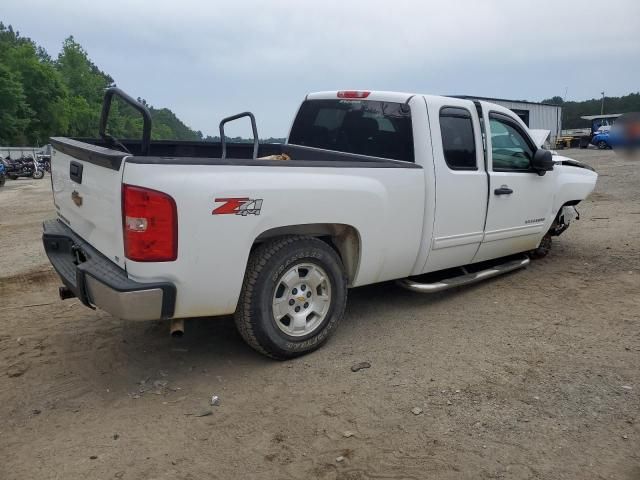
[42,219,176,320]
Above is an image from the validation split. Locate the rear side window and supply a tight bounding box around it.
[288,99,414,162]
[439,107,477,170]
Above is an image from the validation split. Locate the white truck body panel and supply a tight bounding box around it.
[123,163,425,317]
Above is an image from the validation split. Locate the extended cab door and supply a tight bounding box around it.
[422,96,488,272]
[473,103,555,263]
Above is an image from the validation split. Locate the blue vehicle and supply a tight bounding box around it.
[0,160,6,187]
[590,113,640,150]
[591,131,615,149]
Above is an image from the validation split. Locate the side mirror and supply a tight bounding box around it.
[531,149,554,176]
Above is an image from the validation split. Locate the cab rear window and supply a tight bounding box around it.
[288,99,414,162]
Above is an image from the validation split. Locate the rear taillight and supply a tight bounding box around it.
[337,91,370,99]
[122,184,177,262]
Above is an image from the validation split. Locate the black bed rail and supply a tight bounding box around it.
[219,112,259,160]
[99,87,152,156]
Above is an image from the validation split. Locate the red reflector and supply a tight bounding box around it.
[122,184,177,262]
[337,90,370,99]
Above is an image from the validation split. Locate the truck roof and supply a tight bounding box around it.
[304,91,521,125]
[306,90,508,111]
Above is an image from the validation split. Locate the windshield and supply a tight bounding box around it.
[288,99,414,162]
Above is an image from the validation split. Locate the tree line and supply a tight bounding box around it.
[0,23,285,146]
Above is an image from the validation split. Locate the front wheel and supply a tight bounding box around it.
[32,170,44,179]
[530,234,552,259]
[235,236,347,359]
[597,140,609,150]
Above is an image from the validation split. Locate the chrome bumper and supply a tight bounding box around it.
[43,219,176,321]
[84,275,165,321]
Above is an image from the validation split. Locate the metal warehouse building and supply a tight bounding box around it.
[457,96,563,145]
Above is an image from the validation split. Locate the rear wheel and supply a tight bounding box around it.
[0,175,5,187]
[235,236,347,359]
[7,174,17,180]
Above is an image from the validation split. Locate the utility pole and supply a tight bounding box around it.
[601,91,605,115]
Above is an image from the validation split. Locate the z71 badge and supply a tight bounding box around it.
[212,197,263,216]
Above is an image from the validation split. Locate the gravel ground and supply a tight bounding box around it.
[0,148,638,480]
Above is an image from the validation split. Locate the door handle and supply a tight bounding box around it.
[494,186,513,195]
[70,161,83,184]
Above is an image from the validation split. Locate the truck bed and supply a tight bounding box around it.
[50,137,421,170]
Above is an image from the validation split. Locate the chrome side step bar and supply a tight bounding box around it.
[396,256,530,293]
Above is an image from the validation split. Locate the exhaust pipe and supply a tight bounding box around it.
[170,319,184,338]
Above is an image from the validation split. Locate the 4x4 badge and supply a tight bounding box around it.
[212,198,263,216]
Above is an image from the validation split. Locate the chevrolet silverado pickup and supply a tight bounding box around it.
[43,88,597,359]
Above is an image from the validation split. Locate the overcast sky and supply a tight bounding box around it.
[2,0,639,137]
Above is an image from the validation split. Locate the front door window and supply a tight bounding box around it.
[489,117,534,171]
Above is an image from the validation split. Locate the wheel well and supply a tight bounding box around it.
[253,224,361,285]
[549,201,581,236]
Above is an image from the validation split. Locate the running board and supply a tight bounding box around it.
[396,256,530,293]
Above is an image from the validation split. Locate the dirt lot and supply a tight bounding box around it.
[0,149,638,480]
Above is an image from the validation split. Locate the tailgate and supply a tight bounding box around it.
[50,138,128,269]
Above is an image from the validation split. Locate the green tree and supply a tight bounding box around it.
[63,95,97,137]
[0,22,67,144]
[55,36,113,137]
[56,36,112,103]
[0,63,31,144]
[542,96,564,106]
[7,42,68,143]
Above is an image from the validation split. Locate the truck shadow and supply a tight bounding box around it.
[166,271,513,362]
[58,268,526,397]
[70,266,526,372]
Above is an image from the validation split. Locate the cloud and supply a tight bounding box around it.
[3,0,640,136]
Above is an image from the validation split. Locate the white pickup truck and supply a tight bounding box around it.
[43,88,597,359]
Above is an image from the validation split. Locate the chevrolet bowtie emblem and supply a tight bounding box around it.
[297,296,306,302]
[71,190,83,207]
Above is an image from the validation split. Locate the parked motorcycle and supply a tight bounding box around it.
[37,153,51,173]
[2,155,45,180]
